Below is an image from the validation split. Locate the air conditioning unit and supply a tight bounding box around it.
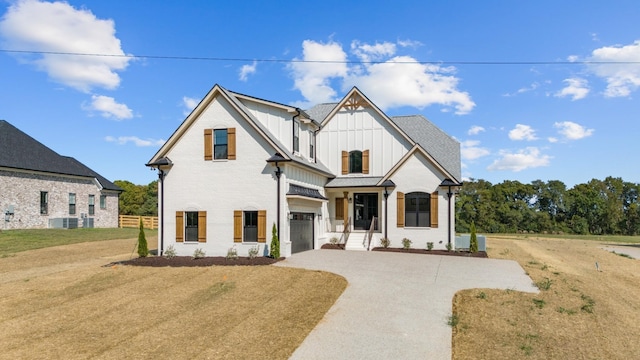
[49,218,79,229]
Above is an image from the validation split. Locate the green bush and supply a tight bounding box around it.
[380,237,391,248]
[137,218,148,258]
[426,242,434,251]
[164,245,176,259]
[469,221,478,253]
[193,248,205,259]
[248,245,259,259]
[401,238,412,250]
[270,223,280,258]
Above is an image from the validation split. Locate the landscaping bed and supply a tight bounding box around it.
[372,247,488,258]
[115,255,283,267]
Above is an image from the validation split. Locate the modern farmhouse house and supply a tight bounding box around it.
[147,85,461,257]
[0,120,121,229]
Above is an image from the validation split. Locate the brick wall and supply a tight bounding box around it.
[0,169,119,229]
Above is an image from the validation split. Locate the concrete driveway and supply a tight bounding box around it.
[600,244,640,259]
[276,250,538,360]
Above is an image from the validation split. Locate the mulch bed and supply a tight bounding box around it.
[112,256,284,267]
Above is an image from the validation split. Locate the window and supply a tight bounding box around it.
[309,130,315,159]
[175,211,206,242]
[405,192,430,227]
[40,191,48,215]
[214,129,228,159]
[69,193,76,215]
[293,120,300,153]
[243,211,258,242]
[88,195,95,215]
[100,195,107,209]
[349,151,362,173]
[234,210,266,243]
[185,211,199,242]
[204,128,236,160]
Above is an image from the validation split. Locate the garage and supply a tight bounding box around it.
[290,212,314,254]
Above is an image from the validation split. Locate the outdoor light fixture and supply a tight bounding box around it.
[348,197,353,203]
[288,213,294,220]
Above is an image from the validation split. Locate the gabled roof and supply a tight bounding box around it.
[390,115,461,182]
[305,103,337,123]
[0,120,121,191]
[148,85,334,178]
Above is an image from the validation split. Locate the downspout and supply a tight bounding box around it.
[158,169,165,256]
[275,164,282,243]
[383,188,389,240]
[447,185,453,249]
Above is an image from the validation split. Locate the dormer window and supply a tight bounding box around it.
[293,119,300,153]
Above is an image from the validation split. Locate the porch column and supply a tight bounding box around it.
[343,191,349,228]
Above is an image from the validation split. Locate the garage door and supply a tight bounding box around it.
[290,212,314,254]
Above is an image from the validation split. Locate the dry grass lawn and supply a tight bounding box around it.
[452,235,640,359]
[0,237,346,359]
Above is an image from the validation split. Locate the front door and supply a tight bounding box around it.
[353,193,378,230]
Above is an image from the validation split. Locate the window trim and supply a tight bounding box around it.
[349,150,363,174]
[100,195,107,210]
[213,128,228,160]
[309,130,315,160]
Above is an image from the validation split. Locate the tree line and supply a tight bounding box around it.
[114,180,158,216]
[456,177,640,236]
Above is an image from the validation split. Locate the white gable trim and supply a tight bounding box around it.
[148,84,290,164]
[320,87,416,146]
[377,144,456,186]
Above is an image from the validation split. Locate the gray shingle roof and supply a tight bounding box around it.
[0,120,121,191]
[305,103,338,122]
[390,115,461,182]
[325,177,384,188]
[287,184,328,200]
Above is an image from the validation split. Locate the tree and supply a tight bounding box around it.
[270,223,280,258]
[469,221,478,253]
[137,218,149,258]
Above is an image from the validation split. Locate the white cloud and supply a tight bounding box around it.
[587,40,640,97]
[84,95,133,120]
[548,137,558,143]
[509,124,538,141]
[0,0,132,92]
[468,125,485,135]
[503,82,539,97]
[288,40,349,107]
[289,39,475,114]
[239,61,257,81]
[105,136,165,147]
[182,96,199,116]
[460,140,490,161]
[488,147,551,172]
[554,121,594,140]
[555,77,589,100]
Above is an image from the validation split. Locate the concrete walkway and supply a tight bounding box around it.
[600,244,640,259]
[276,250,538,360]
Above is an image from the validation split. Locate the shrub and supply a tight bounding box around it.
[248,245,260,259]
[469,221,478,253]
[401,238,412,250]
[380,237,391,248]
[446,242,452,252]
[329,236,339,245]
[426,242,434,251]
[164,245,176,259]
[226,246,238,260]
[270,223,280,258]
[137,218,149,258]
[536,277,553,291]
[193,248,205,259]
[447,314,459,327]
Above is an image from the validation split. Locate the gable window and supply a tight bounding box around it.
[342,150,370,175]
[204,128,236,160]
[88,195,95,215]
[293,120,300,153]
[234,210,266,243]
[175,211,207,243]
[397,191,438,228]
[349,151,362,173]
[100,195,107,209]
[69,193,76,215]
[40,191,48,215]
[214,129,228,159]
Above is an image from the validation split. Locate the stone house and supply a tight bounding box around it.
[0,120,121,229]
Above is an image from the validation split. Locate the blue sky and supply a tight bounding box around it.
[1,0,639,187]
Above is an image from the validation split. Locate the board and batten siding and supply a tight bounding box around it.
[161,94,278,257]
[317,107,413,176]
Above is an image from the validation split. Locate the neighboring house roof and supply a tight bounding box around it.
[390,115,461,182]
[0,120,121,191]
